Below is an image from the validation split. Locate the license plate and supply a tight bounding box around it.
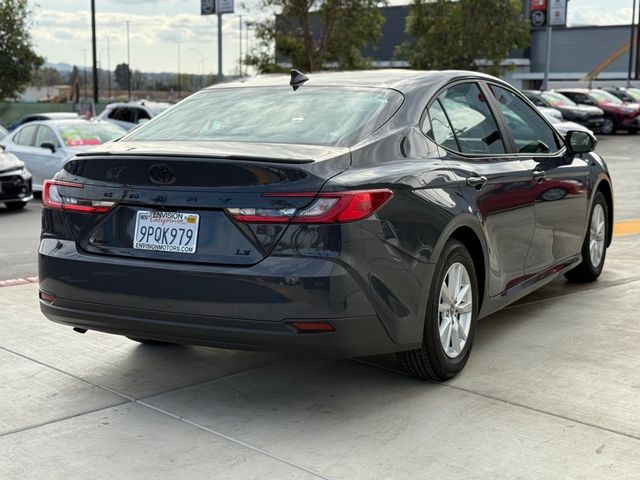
[133,211,200,254]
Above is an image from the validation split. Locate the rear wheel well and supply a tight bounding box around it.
[596,180,613,246]
[449,227,485,310]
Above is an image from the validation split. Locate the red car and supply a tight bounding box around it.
[555,88,640,135]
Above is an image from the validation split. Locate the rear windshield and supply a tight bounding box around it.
[124,86,404,147]
[58,123,124,147]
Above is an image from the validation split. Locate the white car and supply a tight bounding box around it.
[541,111,595,137]
[0,120,125,191]
[97,101,172,131]
[536,106,563,121]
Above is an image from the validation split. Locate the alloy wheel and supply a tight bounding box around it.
[602,118,615,135]
[438,262,473,358]
[589,203,606,267]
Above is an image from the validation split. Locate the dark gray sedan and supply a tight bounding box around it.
[38,70,613,381]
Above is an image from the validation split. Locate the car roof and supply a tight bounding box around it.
[14,119,93,129]
[554,88,606,93]
[27,112,79,118]
[206,69,507,93]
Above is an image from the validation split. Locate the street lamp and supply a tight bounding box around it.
[126,20,132,101]
[190,48,206,88]
[176,41,181,99]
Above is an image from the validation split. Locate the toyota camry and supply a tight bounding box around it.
[38,70,613,381]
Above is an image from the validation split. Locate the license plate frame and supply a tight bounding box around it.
[133,210,200,254]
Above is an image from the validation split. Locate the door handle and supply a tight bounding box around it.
[466,175,488,189]
[533,168,547,184]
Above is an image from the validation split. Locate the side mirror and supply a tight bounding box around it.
[40,142,56,153]
[137,118,149,125]
[566,130,596,154]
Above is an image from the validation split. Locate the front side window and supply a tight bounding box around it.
[489,85,561,154]
[109,108,135,123]
[35,126,60,148]
[433,83,505,155]
[125,87,404,147]
[136,108,151,121]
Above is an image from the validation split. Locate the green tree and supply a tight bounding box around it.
[0,0,44,99]
[114,63,131,90]
[33,67,62,87]
[397,0,529,75]
[246,0,386,73]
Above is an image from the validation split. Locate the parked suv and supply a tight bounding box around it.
[555,88,640,135]
[522,90,604,132]
[98,101,172,131]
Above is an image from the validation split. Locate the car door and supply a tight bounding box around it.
[32,125,67,186]
[426,81,536,297]
[487,83,590,276]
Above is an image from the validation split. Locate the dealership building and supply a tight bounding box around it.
[306,2,640,89]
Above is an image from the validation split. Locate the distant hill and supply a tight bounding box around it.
[44,62,76,72]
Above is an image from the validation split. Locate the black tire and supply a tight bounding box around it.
[127,336,174,345]
[397,239,479,382]
[5,201,27,210]
[629,128,638,135]
[601,115,616,135]
[564,191,608,283]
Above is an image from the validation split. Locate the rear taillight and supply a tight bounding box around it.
[226,189,393,224]
[42,180,115,214]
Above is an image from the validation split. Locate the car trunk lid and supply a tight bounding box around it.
[58,141,350,266]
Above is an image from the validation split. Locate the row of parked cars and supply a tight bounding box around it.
[524,87,640,135]
[0,101,170,210]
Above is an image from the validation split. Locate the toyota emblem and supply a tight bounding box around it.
[149,164,176,185]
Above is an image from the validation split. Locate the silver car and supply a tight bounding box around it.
[97,101,172,131]
[0,120,125,191]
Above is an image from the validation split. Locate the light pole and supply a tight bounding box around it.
[91,0,98,103]
[83,48,88,100]
[628,0,637,87]
[126,20,132,101]
[217,0,223,82]
[190,48,206,88]
[107,36,111,99]
[176,41,181,99]
[238,15,243,76]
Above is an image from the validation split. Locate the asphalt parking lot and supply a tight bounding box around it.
[1,136,639,479]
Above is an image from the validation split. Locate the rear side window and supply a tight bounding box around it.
[125,87,404,147]
[489,85,561,154]
[426,100,458,151]
[13,125,38,146]
[429,83,505,155]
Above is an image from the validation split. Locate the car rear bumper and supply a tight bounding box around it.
[40,299,394,356]
[38,238,402,356]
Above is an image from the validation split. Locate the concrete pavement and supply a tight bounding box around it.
[1,234,639,479]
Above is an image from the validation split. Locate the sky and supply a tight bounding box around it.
[29,0,640,75]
